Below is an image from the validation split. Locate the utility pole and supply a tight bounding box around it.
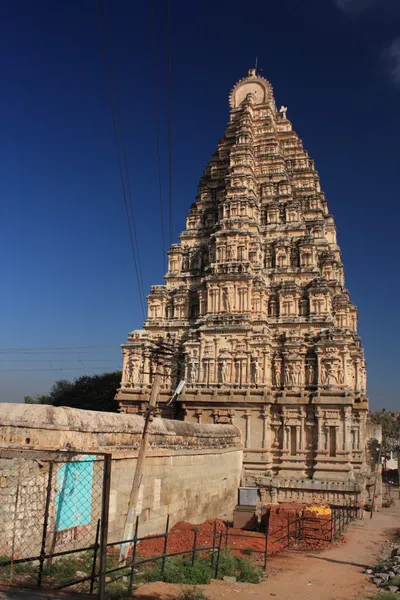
[119,340,175,565]
[370,442,382,519]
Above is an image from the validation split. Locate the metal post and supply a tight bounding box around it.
[120,369,163,564]
[211,521,217,567]
[161,515,170,577]
[90,519,101,594]
[263,511,270,571]
[225,522,229,548]
[10,456,22,583]
[99,454,112,600]
[214,532,223,579]
[37,462,53,589]
[128,517,140,592]
[191,529,198,567]
[370,443,382,520]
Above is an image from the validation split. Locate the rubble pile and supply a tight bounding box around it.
[366,546,400,593]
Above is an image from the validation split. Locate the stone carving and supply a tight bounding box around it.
[320,360,343,387]
[306,361,315,385]
[117,68,369,488]
[284,362,296,386]
[251,358,260,384]
[123,354,139,385]
[188,359,198,385]
[273,360,282,387]
[279,106,288,118]
[222,288,231,311]
[294,361,304,386]
[219,360,228,384]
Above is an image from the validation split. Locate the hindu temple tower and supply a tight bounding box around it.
[116,69,369,500]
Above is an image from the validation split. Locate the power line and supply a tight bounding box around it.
[0,366,121,373]
[149,0,167,270]
[167,0,173,247]
[0,345,117,352]
[95,0,146,320]
[0,359,117,363]
[103,0,146,301]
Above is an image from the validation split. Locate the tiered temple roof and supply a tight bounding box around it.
[116,69,368,483]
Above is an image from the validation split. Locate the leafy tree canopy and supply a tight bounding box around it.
[24,371,122,413]
[370,410,400,452]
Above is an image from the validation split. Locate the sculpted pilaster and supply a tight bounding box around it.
[343,406,352,453]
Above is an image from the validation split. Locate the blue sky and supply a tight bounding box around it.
[1,0,399,409]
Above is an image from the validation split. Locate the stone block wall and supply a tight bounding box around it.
[0,450,104,559]
[0,404,243,540]
[0,453,49,558]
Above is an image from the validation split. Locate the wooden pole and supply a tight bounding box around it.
[370,442,382,520]
[99,454,111,600]
[119,368,162,564]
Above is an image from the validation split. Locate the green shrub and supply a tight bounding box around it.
[375,560,392,573]
[106,580,130,599]
[235,556,263,584]
[179,586,208,600]
[391,574,400,586]
[218,549,262,584]
[137,549,262,587]
[368,593,400,600]
[42,557,81,579]
[217,549,236,578]
[163,557,212,585]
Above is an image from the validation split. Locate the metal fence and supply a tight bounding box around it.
[104,501,360,593]
[0,449,111,596]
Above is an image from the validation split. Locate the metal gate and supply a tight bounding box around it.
[0,449,111,597]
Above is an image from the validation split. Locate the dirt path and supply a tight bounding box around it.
[136,500,400,600]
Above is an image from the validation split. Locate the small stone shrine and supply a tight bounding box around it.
[116,69,370,502]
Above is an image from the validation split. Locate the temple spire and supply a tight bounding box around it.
[116,68,368,490]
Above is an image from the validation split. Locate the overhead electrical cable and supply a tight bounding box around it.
[95,0,146,319]
[149,0,167,270]
[0,345,116,352]
[0,349,119,356]
[103,0,146,300]
[167,0,173,247]
[0,359,117,363]
[0,366,121,373]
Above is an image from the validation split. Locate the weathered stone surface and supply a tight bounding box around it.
[0,404,243,543]
[0,403,240,452]
[115,68,371,498]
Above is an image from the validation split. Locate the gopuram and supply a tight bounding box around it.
[116,69,370,503]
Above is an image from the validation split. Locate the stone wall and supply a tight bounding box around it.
[0,404,243,539]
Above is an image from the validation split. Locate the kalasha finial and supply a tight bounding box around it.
[248,68,256,77]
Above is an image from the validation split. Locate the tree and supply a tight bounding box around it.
[24,394,51,404]
[370,410,400,452]
[24,371,122,412]
[370,410,400,484]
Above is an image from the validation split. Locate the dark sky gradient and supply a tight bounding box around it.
[1,0,399,408]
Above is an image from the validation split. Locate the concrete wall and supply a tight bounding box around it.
[0,404,243,539]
